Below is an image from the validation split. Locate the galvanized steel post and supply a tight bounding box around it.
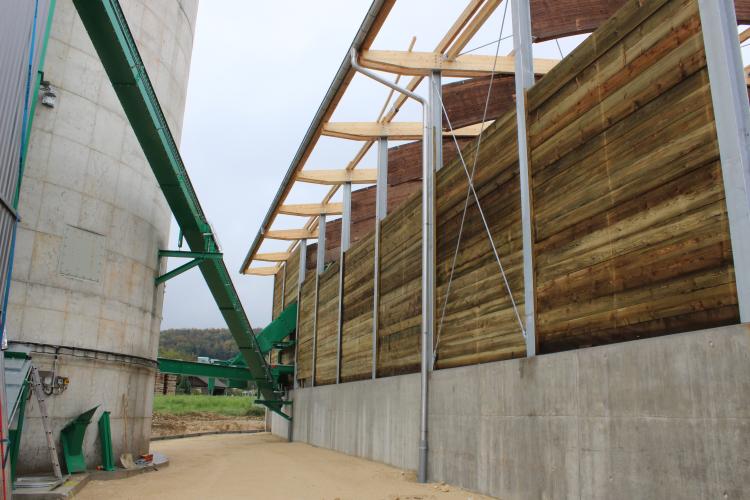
[698,0,750,321]
[512,0,537,356]
[372,138,388,379]
[336,182,352,383]
[311,215,327,387]
[430,71,443,173]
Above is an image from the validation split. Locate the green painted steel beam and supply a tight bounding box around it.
[158,250,223,260]
[256,302,297,354]
[71,0,288,417]
[155,258,203,285]
[157,358,254,382]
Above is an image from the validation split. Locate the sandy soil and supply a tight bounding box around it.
[77,433,493,500]
[151,412,265,437]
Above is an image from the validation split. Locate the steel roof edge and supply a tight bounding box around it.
[240,0,391,274]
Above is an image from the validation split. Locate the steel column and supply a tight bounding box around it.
[293,239,306,389]
[430,71,443,173]
[698,0,750,320]
[336,183,352,383]
[512,0,537,356]
[280,263,287,312]
[316,215,327,275]
[372,138,388,379]
[312,216,326,387]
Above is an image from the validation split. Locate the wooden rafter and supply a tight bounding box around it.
[322,121,493,141]
[242,0,505,273]
[359,50,558,77]
[295,169,378,185]
[278,202,344,216]
[243,266,279,276]
[265,228,319,240]
[254,252,291,262]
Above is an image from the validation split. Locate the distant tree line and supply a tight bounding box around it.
[159,326,264,361]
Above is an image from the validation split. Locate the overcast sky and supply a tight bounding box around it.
[160,1,585,330]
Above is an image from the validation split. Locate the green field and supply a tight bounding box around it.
[153,395,265,417]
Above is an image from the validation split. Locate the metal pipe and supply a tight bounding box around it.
[511,0,537,356]
[337,183,352,383]
[372,138,388,380]
[351,49,432,484]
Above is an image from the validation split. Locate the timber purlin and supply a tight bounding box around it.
[294,0,743,383]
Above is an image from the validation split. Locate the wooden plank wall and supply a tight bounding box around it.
[296,275,316,384]
[283,246,300,308]
[377,195,422,376]
[530,0,750,41]
[293,0,742,383]
[434,112,527,369]
[340,232,375,381]
[314,264,339,385]
[527,0,739,352]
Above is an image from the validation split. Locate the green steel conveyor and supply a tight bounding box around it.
[70,0,291,417]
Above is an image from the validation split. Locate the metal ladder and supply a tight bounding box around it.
[28,366,62,480]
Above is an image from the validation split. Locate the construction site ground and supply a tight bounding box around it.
[150,412,265,437]
[76,433,492,500]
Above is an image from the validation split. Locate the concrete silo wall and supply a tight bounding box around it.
[8,0,198,473]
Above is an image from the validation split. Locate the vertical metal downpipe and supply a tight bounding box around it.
[349,50,432,483]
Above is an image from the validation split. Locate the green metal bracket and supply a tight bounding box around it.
[155,250,224,285]
[61,406,98,474]
[97,411,115,472]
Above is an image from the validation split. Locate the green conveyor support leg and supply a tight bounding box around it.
[97,411,115,472]
[60,406,98,473]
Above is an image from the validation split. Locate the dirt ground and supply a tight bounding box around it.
[77,433,493,500]
[150,412,265,437]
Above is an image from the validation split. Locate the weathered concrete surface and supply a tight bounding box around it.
[290,324,750,499]
[291,374,421,471]
[10,0,197,473]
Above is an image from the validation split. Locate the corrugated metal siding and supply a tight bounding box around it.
[0,0,52,320]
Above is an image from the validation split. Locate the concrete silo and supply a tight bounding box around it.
[7,0,198,472]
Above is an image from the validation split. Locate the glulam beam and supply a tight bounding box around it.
[322,121,492,141]
[279,203,344,216]
[265,228,319,240]
[296,169,378,185]
[359,50,558,77]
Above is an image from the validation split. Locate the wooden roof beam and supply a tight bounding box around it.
[296,168,378,185]
[242,266,279,276]
[265,228,319,240]
[359,50,558,77]
[279,202,344,216]
[446,0,503,59]
[254,252,291,262]
[322,121,494,141]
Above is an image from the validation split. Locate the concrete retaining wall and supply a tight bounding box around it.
[287,324,750,499]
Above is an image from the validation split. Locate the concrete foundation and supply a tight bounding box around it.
[283,324,750,499]
[9,0,197,473]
